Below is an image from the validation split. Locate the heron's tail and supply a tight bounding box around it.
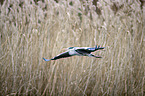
[95,45,105,50]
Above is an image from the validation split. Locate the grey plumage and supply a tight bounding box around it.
[43,45,105,61]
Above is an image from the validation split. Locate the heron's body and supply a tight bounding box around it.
[43,45,105,61]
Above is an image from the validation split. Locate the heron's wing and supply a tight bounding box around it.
[75,46,105,55]
[43,51,72,61]
[75,49,103,58]
[78,46,105,52]
[76,46,98,53]
[75,48,91,55]
[95,45,105,50]
[52,51,72,60]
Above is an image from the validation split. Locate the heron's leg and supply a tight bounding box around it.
[88,54,102,58]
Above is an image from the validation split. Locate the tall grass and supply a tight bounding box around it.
[0,0,144,95]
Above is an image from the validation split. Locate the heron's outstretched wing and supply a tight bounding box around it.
[75,45,105,55]
[95,45,105,50]
[75,49,91,55]
[43,51,72,61]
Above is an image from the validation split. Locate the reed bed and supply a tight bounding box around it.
[0,0,145,95]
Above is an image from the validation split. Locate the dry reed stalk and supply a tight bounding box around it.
[0,0,144,95]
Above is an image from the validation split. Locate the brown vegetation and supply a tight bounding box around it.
[0,0,144,95]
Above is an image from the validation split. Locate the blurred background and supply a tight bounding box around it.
[0,0,145,95]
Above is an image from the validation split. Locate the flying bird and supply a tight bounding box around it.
[43,45,105,61]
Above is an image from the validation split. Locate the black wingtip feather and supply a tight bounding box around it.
[95,45,105,50]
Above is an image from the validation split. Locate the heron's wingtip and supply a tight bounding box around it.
[43,58,51,61]
[95,45,105,50]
